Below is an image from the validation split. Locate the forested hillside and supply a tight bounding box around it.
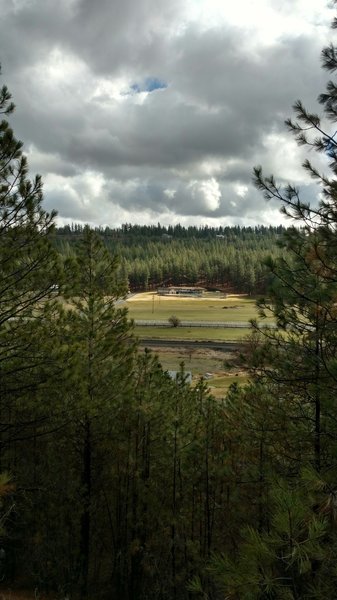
[2,6,337,600]
[0,74,233,598]
[55,224,287,294]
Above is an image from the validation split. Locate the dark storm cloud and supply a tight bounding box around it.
[0,0,334,224]
[68,0,181,76]
[1,0,180,76]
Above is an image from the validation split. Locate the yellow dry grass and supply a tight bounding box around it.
[127,292,248,303]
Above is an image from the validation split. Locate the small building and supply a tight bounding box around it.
[157,286,205,297]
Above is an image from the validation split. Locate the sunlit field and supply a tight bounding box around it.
[132,293,255,396]
[126,292,267,323]
[129,293,264,396]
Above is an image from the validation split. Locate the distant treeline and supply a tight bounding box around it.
[55,223,288,293]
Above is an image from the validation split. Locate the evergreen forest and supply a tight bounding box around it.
[2,7,337,600]
[55,223,287,294]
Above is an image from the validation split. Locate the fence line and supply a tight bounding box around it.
[134,320,276,328]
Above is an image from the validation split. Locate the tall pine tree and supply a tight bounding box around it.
[203,4,337,597]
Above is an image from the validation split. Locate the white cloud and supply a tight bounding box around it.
[235,185,248,198]
[186,0,332,43]
[1,0,334,227]
[187,178,221,212]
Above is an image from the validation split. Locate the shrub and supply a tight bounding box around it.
[168,315,181,328]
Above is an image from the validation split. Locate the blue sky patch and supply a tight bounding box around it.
[131,77,167,94]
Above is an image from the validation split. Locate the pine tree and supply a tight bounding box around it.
[65,227,136,597]
[0,67,59,325]
[0,66,62,453]
[203,5,337,597]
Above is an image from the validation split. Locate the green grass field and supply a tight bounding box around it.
[134,325,252,341]
[126,292,262,322]
[129,292,256,398]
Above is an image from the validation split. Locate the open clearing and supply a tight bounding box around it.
[129,291,264,342]
[140,345,249,398]
[126,292,263,322]
[128,292,257,396]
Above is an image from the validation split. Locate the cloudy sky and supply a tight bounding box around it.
[1,0,335,228]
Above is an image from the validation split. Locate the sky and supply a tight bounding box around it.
[1,0,335,228]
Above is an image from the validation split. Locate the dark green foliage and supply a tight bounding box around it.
[8,7,337,597]
[55,223,286,294]
[0,65,63,456]
[201,6,337,599]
